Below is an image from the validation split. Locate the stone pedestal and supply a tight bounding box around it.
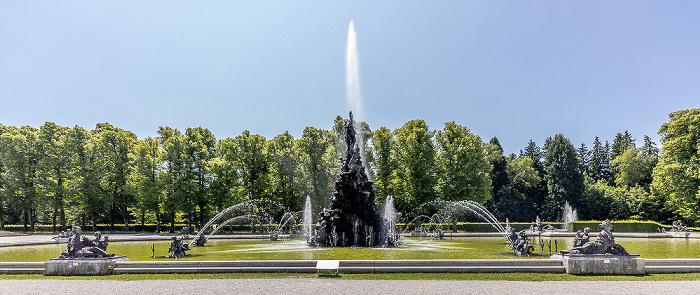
[45,256,129,276]
[552,254,644,275]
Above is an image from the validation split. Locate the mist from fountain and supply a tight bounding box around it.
[346,20,361,119]
[563,201,578,230]
[302,196,313,241]
[189,199,291,246]
[411,200,513,244]
[380,195,400,246]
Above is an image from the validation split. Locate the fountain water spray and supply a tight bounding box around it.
[346,21,371,179]
[189,199,291,246]
[381,195,400,246]
[346,21,361,118]
[302,196,313,241]
[563,201,578,230]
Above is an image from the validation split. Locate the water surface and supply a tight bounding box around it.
[2,237,699,262]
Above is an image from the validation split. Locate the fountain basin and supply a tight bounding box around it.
[551,254,644,275]
[45,256,129,276]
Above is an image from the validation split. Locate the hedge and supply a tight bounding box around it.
[567,220,699,233]
[397,222,564,233]
[2,223,287,234]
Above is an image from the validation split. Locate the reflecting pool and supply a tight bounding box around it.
[1,237,699,262]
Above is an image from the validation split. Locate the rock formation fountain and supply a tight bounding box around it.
[308,112,397,247]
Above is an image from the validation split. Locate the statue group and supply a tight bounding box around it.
[59,226,115,259]
[561,219,629,255]
[509,229,535,255]
[167,236,191,258]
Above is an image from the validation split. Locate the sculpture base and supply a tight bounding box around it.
[552,254,644,275]
[45,256,129,276]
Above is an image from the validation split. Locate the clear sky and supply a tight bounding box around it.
[2,1,699,154]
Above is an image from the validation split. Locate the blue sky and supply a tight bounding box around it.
[2,1,699,154]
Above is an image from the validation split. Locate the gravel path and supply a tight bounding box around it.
[2,279,699,295]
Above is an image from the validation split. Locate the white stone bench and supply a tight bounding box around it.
[316,260,339,275]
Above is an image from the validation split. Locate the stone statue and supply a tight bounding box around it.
[511,230,535,255]
[671,220,691,232]
[561,219,629,255]
[167,236,191,258]
[573,227,591,247]
[535,216,543,232]
[194,234,208,246]
[59,226,115,259]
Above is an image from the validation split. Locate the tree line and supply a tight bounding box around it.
[0,108,698,232]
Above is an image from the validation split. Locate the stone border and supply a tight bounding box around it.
[1,258,699,275]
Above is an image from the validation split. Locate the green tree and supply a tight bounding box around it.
[588,136,610,181]
[184,127,216,227]
[129,137,163,231]
[612,147,657,189]
[0,126,41,231]
[652,108,700,225]
[37,122,72,232]
[577,143,589,174]
[542,134,584,221]
[158,126,187,232]
[370,127,397,205]
[268,131,300,211]
[503,157,541,221]
[296,127,336,212]
[611,131,635,160]
[394,120,436,212]
[92,123,137,231]
[223,131,270,202]
[65,126,103,231]
[435,122,491,204]
[485,137,509,218]
[519,140,547,216]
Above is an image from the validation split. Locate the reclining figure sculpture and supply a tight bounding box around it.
[59,226,115,259]
[560,219,629,255]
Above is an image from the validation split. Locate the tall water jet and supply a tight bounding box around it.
[563,201,578,230]
[346,21,361,118]
[381,195,400,246]
[346,20,372,181]
[302,196,313,241]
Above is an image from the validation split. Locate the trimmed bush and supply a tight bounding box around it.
[567,220,698,233]
[397,222,563,233]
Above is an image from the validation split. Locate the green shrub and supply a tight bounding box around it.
[567,220,698,233]
[397,222,563,232]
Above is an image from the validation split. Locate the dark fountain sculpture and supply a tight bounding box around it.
[308,112,395,247]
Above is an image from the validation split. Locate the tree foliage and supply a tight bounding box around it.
[652,108,700,225]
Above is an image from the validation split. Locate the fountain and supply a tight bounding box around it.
[189,199,293,246]
[408,199,540,255]
[308,112,397,247]
[302,196,313,242]
[562,201,578,230]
